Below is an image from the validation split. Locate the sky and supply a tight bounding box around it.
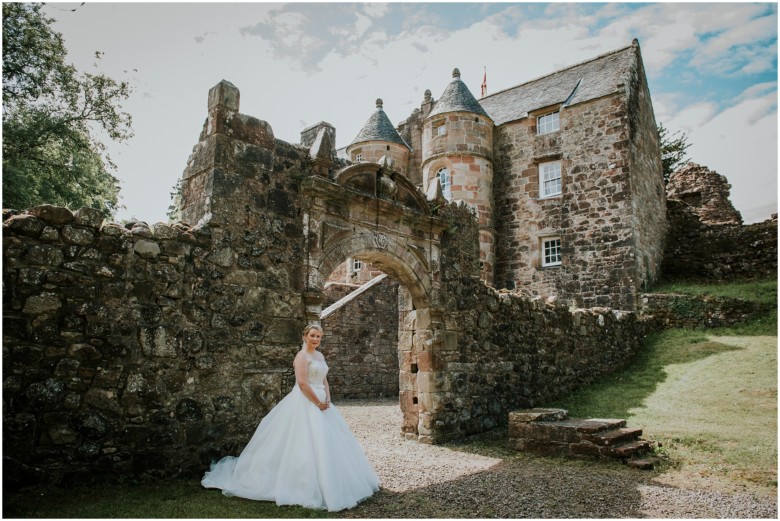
[41,1,778,224]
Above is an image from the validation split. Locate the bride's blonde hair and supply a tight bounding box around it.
[301,324,324,350]
[302,324,323,336]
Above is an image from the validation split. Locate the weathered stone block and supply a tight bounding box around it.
[208,80,240,112]
[151,222,178,239]
[23,244,64,267]
[72,207,104,228]
[84,388,122,415]
[138,327,178,358]
[206,247,233,267]
[31,205,74,225]
[22,293,61,315]
[509,408,568,423]
[5,215,46,239]
[134,239,161,259]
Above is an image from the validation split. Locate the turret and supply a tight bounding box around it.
[346,99,411,177]
[422,68,496,285]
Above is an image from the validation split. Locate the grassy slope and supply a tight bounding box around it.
[552,278,778,494]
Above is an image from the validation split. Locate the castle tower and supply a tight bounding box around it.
[346,99,411,177]
[422,68,496,284]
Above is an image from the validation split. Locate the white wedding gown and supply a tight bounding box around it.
[201,357,380,511]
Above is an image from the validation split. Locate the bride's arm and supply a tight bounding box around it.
[324,377,331,405]
[294,353,327,410]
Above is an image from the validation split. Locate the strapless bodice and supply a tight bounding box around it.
[307,359,329,388]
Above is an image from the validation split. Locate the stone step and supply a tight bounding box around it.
[574,418,627,434]
[602,439,653,459]
[507,408,658,469]
[508,408,569,423]
[570,438,653,460]
[583,427,643,446]
[626,457,660,470]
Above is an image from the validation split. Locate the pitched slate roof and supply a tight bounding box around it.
[350,99,411,149]
[428,68,491,120]
[479,41,638,126]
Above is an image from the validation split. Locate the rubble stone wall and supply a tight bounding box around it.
[321,277,400,399]
[3,206,305,486]
[638,293,771,330]
[492,93,638,309]
[662,200,777,281]
[667,163,743,225]
[427,204,647,440]
[3,96,315,485]
[626,47,667,292]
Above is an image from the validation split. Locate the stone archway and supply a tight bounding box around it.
[300,166,448,442]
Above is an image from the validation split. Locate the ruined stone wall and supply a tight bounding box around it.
[662,200,777,281]
[3,88,314,485]
[2,205,304,486]
[425,204,647,441]
[492,92,639,309]
[321,277,399,399]
[667,163,742,225]
[638,293,771,329]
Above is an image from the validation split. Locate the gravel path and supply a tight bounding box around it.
[337,399,777,518]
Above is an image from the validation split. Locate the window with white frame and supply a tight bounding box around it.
[436,167,452,201]
[352,258,363,272]
[436,123,446,136]
[540,161,562,198]
[537,111,560,135]
[354,153,362,162]
[542,237,562,267]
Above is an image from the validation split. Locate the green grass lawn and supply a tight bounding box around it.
[2,480,334,519]
[553,278,778,493]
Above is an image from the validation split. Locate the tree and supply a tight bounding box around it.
[658,122,691,185]
[167,178,183,223]
[2,3,133,217]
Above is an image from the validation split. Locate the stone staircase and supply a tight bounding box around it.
[508,408,659,469]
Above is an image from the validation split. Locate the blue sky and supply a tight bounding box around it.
[42,1,778,223]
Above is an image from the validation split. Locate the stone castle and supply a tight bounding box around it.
[3,39,776,486]
[310,38,666,311]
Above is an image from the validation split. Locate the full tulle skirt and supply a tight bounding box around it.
[201,384,380,511]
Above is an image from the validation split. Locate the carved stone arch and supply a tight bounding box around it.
[313,230,437,439]
[301,174,448,442]
[335,162,431,214]
[317,231,433,309]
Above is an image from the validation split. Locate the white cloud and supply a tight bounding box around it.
[41,2,776,225]
[663,89,777,223]
[363,2,389,19]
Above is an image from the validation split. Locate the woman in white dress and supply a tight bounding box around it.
[201,324,380,511]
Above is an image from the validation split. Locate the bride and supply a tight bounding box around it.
[201,324,380,511]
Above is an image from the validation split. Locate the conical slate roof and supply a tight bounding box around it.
[428,68,491,120]
[350,99,411,149]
